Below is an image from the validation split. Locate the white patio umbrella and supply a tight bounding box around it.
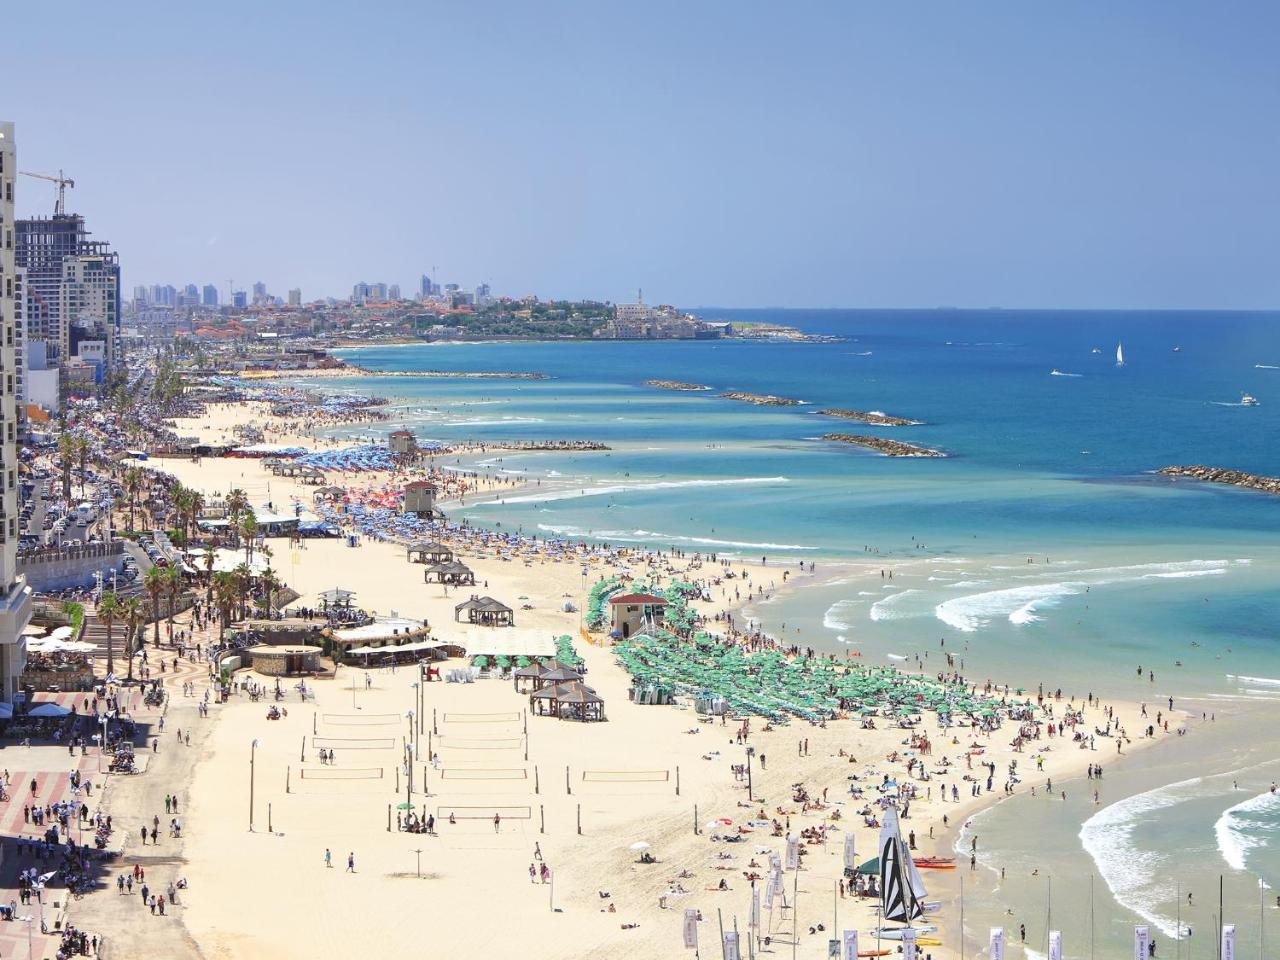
[629,841,651,852]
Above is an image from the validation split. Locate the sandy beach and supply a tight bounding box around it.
[77,396,1188,960]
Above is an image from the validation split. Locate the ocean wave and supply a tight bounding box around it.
[1050,370,1083,377]
[935,560,1234,632]
[441,417,545,426]
[936,582,1081,632]
[1229,675,1280,686]
[1256,364,1279,369]
[495,476,791,505]
[823,599,860,631]
[869,590,922,622]
[533,523,812,551]
[1214,790,1280,871]
[1080,776,1205,937]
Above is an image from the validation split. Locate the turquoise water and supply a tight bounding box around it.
[317,309,1280,956]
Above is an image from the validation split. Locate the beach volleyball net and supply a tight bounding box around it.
[435,805,532,820]
[322,713,401,726]
[312,737,397,750]
[439,768,528,781]
[437,737,525,750]
[299,767,384,780]
[442,711,522,724]
[581,770,670,782]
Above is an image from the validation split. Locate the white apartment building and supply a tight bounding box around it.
[0,122,34,702]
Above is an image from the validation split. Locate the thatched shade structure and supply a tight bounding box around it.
[530,681,605,722]
[454,595,514,627]
[408,541,453,565]
[425,560,475,585]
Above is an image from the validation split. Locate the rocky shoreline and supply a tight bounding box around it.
[822,433,946,457]
[815,408,922,426]
[1158,465,1280,494]
[720,391,801,406]
[644,379,712,391]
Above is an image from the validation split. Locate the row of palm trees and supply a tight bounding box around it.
[95,591,143,682]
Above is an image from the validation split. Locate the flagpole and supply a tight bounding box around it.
[959,874,966,960]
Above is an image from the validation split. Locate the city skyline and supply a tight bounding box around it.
[9,2,1280,309]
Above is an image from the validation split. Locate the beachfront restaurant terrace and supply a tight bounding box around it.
[325,617,442,663]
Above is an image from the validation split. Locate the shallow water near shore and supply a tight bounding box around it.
[316,309,1280,956]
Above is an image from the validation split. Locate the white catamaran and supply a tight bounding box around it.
[876,805,936,939]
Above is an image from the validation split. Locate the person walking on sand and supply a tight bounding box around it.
[493,813,501,833]
[325,848,332,868]
[346,852,355,873]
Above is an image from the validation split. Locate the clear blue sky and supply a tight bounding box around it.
[9,1,1280,308]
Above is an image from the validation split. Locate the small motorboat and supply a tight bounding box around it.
[1241,394,1260,406]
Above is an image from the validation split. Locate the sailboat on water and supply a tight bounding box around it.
[1116,342,1126,367]
[876,805,936,939]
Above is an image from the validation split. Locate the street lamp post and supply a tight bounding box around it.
[249,738,261,831]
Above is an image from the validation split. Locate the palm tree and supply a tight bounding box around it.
[122,597,143,682]
[144,566,166,647]
[58,432,76,503]
[98,591,119,679]
[212,572,238,642]
[124,467,143,533]
[258,566,281,618]
[226,488,249,545]
[75,435,90,498]
[232,562,252,620]
[202,545,217,603]
[164,566,183,640]
[240,512,258,566]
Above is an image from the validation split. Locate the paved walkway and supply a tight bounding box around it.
[62,618,214,960]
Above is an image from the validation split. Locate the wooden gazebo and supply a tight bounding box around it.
[319,588,357,614]
[535,665,583,690]
[454,595,514,627]
[408,541,453,565]
[313,486,346,501]
[530,681,605,722]
[425,560,475,585]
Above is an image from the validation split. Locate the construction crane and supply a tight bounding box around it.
[18,169,75,215]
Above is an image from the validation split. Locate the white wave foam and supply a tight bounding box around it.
[1229,675,1280,687]
[1256,364,1279,369]
[869,590,922,622]
[496,476,790,505]
[1080,776,1205,937]
[1214,790,1280,871]
[887,653,908,661]
[823,599,860,631]
[935,560,1232,632]
[1050,370,1083,377]
[936,582,1080,632]
[533,523,811,551]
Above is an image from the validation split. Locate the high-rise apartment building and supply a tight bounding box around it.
[14,213,86,354]
[60,254,120,379]
[231,290,247,309]
[202,284,219,307]
[352,282,370,303]
[420,274,432,298]
[369,282,388,301]
[0,122,34,702]
[287,288,301,306]
[251,281,267,305]
[387,284,400,302]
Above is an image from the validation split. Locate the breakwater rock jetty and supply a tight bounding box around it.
[1158,465,1280,494]
[815,408,922,426]
[720,391,801,406]
[822,434,946,457]
[645,379,712,392]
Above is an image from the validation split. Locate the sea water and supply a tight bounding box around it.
[316,309,1280,956]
